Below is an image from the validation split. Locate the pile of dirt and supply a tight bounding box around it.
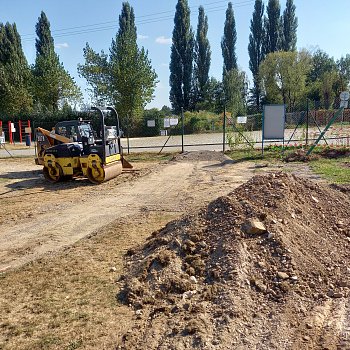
[117,173,350,349]
[320,148,350,159]
[283,149,316,162]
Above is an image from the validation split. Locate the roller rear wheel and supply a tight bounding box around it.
[43,164,63,182]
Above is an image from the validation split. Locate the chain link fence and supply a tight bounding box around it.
[1,100,349,153]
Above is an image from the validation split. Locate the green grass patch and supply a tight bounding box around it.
[226,146,285,163]
[309,157,350,184]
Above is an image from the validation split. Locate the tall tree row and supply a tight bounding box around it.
[221,2,237,76]
[248,0,265,108]
[249,0,299,108]
[194,6,211,107]
[263,0,281,55]
[0,23,32,115]
[282,0,298,51]
[109,2,158,121]
[169,0,194,113]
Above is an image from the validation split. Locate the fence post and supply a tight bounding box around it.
[8,120,13,144]
[28,120,32,142]
[223,106,226,153]
[19,120,23,143]
[181,107,184,153]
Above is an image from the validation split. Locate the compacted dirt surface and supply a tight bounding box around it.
[0,152,252,272]
[0,151,349,350]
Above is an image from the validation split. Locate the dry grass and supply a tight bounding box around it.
[0,212,177,350]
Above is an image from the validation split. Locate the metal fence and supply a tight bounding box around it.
[1,100,349,153]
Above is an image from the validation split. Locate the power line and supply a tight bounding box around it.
[21,0,254,42]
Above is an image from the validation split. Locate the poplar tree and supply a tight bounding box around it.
[109,2,157,122]
[169,0,194,112]
[282,0,298,51]
[0,23,32,115]
[221,2,237,76]
[248,0,265,107]
[194,6,211,106]
[263,0,281,55]
[33,11,81,112]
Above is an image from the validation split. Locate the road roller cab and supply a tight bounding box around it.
[38,106,132,184]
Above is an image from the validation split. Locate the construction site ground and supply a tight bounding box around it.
[0,151,349,350]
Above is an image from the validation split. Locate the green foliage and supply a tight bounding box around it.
[259,50,311,110]
[79,2,158,125]
[223,69,248,117]
[110,4,158,123]
[338,54,350,90]
[307,50,341,107]
[221,2,237,75]
[33,11,82,112]
[196,77,225,114]
[0,23,33,116]
[263,0,281,55]
[77,43,110,106]
[141,108,167,136]
[226,124,255,153]
[248,0,265,107]
[170,110,222,134]
[194,6,211,108]
[169,0,194,113]
[282,0,298,51]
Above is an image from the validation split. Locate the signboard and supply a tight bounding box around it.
[263,104,285,140]
[0,132,5,145]
[169,118,178,126]
[11,123,16,132]
[25,127,32,134]
[147,120,155,127]
[163,118,171,128]
[340,91,350,101]
[237,116,247,124]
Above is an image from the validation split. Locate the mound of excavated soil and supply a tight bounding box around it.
[117,173,350,350]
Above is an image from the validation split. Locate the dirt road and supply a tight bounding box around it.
[0,152,255,271]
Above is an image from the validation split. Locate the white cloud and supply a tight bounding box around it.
[155,36,171,45]
[138,34,149,40]
[56,43,69,49]
[161,63,168,67]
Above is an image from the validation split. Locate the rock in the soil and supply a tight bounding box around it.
[242,219,266,235]
[109,266,117,272]
[190,276,198,284]
[277,272,289,280]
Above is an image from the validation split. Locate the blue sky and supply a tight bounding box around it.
[1,0,350,109]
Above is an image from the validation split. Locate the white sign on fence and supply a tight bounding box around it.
[0,132,5,144]
[237,116,247,124]
[164,118,171,128]
[11,123,16,133]
[147,120,156,127]
[170,118,179,126]
[263,104,285,140]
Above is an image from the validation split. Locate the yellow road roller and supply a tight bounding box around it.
[35,106,132,184]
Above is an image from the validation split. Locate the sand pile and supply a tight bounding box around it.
[117,173,350,350]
